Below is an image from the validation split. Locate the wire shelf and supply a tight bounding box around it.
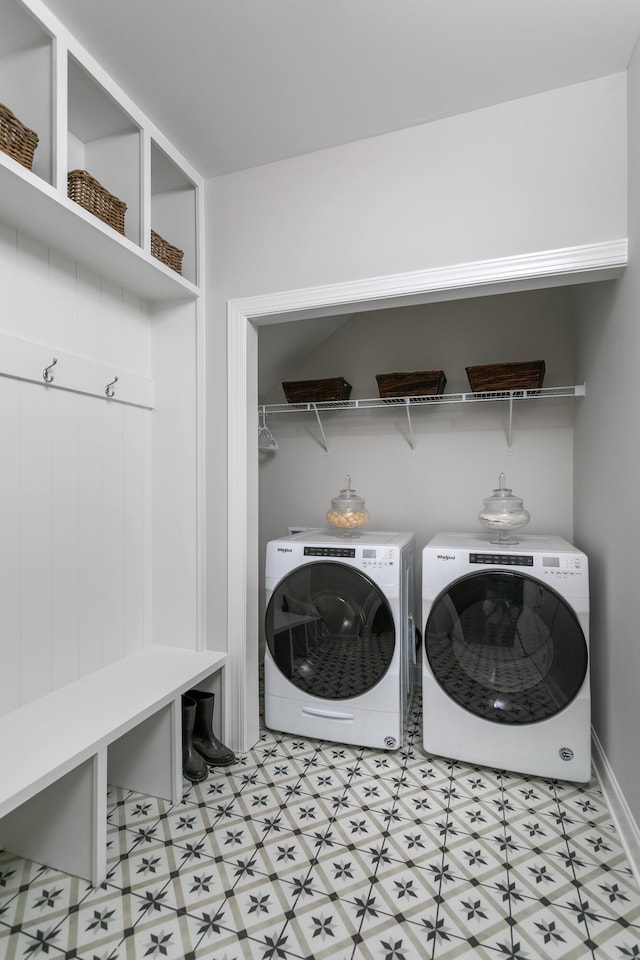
[262,384,584,416]
[258,384,586,456]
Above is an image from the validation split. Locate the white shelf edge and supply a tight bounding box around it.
[0,156,200,302]
[261,383,586,415]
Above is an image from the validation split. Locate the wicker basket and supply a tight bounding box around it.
[466,360,546,393]
[282,377,352,403]
[0,103,38,170]
[151,229,184,274]
[67,169,126,235]
[376,370,447,398]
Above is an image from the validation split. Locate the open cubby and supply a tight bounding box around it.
[0,0,53,184]
[150,141,198,285]
[67,55,142,246]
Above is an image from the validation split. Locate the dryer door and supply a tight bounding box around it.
[265,561,395,699]
[425,571,587,723]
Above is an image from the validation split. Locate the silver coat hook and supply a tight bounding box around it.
[105,376,119,398]
[43,358,57,383]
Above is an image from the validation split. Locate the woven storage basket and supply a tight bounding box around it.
[0,103,38,170]
[67,170,126,235]
[151,229,184,274]
[282,377,352,403]
[376,370,447,398]
[466,360,546,393]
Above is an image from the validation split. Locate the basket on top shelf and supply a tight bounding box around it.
[151,229,184,275]
[0,103,38,170]
[466,360,546,393]
[376,370,447,399]
[67,169,126,236]
[282,377,352,403]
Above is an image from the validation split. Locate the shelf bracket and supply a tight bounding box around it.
[404,399,417,455]
[312,404,330,456]
[507,396,514,455]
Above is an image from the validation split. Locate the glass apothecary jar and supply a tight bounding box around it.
[326,475,369,535]
[479,472,530,544]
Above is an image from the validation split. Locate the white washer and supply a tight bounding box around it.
[265,530,416,749]
[422,532,590,781]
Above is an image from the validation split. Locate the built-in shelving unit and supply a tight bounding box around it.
[0,0,202,302]
[0,0,209,722]
[260,384,586,455]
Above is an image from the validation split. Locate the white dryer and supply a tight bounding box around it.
[422,532,590,781]
[265,530,416,750]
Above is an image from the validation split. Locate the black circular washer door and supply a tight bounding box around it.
[425,571,587,724]
[266,561,395,700]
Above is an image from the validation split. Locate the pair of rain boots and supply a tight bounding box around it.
[182,690,236,784]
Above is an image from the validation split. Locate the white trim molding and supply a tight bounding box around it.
[226,239,628,752]
[591,729,640,888]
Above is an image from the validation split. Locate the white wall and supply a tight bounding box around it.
[207,73,626,647]
[209,73,626,299]
[574,46,640,822]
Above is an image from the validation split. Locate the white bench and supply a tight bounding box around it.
[0,646,226,885]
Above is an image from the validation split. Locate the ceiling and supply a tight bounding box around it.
[39,0,640,397]
[43,0,640,179]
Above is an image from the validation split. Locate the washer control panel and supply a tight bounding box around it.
[470,552,533,566]
[302,545,398,567]
[304,546,356,558]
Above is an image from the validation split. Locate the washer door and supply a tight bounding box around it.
[266,561,395,699]
[425,571,588,724]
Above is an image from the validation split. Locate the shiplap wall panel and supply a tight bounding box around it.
[49,250,81,687]
[0,227,152,712]
[18,234,50,344]
[19,383,53,703]
[0,376,22,712]
[102,401,126,665]
[77,397,104,678]
[0,223,18,333]
[76,264,102,363]
[51,387,80,689]
[49,249,78,353]
[123,407,147,656]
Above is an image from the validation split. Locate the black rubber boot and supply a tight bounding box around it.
[189,690,237,766]
[182,695,208,783]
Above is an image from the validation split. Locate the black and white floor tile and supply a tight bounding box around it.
[1,686,639,959]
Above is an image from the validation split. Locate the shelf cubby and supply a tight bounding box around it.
[67,55,142,246]
[0,0,53,185]
[150,141,198,286]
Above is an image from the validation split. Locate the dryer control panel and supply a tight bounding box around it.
[470,552,534,566]
[362,548,396,568]
[541,555,586,578]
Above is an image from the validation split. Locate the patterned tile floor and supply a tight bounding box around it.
[1,686,639,959]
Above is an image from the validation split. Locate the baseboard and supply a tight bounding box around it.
[591,728,640,888]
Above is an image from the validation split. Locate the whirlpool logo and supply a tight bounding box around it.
[437,553,456,561]
[277,547,293,553]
